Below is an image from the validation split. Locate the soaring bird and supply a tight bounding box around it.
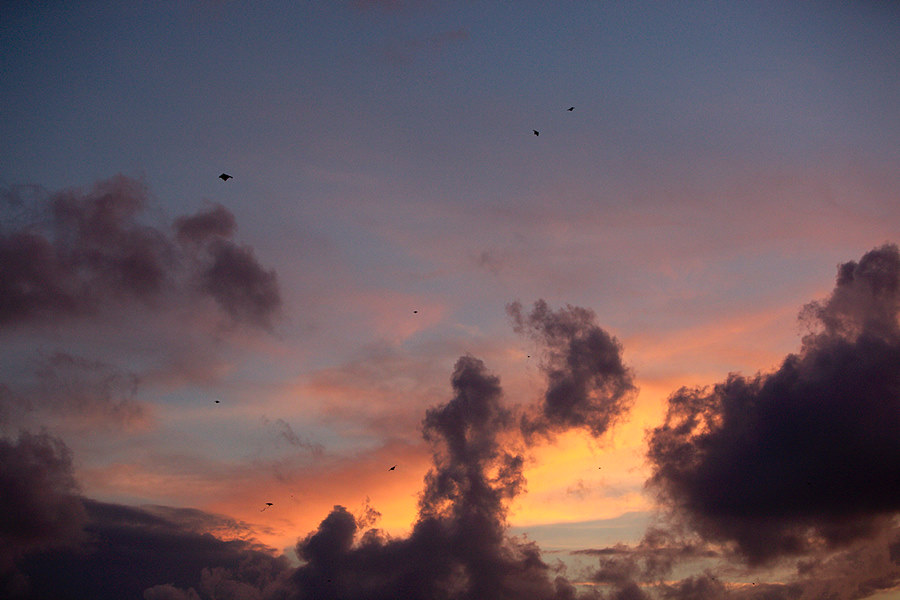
[567,106,574,111]
[260,502,274,511]
[219,173,232,181]
[389,465,397,471]
[533,130,540,136]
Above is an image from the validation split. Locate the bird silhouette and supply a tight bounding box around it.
[413,310,418,314]
[219,173,232,181]
[567,106,574,111]
[533,130,540,136]
[214,400,220,404]
[260,502,274,511]
[389,465,397,471]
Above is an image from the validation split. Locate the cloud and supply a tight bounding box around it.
[0,431,87,565]
[575,528,718,581]
[198,241,281,330]
[646,244,900,564]
[508,300,636,440]
[34,352,145,424]
[286,355,576,600]
[17,499,291,600]
[0,429,291,600]
[173,203,236,245]
[0,351,150,434]
[0,176,280,329]
[0,431,87,597]
[263,417,324,457]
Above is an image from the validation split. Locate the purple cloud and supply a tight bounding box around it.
[508,300,636,440]
[0,176,281,329]
[646,244,900,563]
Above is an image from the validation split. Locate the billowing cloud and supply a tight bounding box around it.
[0,176,280,329]
[508,300,636,439]
[286,355,576,600]
[646,244,900,564]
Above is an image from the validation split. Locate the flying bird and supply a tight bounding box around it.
[260,502,274,511]
[214,400,220,404]
[413,310,418,314]
[219,173,232,181]
[567,106,574,111]
[533,130,539,136]
[389,465,397,471]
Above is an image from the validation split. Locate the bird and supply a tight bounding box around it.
[567,106,574,111]
[260,502,274,511]
[389,465,397,471]
[413,310,418,314]
[219,173,232,181]
[533,130,540,136]
[214,400,220,404]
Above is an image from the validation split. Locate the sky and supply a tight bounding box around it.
[1,1,899,598]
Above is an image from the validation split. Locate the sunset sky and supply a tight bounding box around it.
[2,2,899,599]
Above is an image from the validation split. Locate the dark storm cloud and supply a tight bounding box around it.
[0,431,87,565]
[646,244,900,564]
[286,356,576,600]
[0,431,86,597]
[0,176,280,329]
[507,300,636,439]
[19,500,291,600]
[1,430,291,600]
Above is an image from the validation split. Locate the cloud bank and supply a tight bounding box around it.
[5,245,900,599]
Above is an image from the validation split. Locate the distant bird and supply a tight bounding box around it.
[533,130,540,136]
[567,106,574,111]
[214,400,220,404]
[219,173,232,181]
[260,502,273,511]
[389,465,397,471]
[413,310,418,314]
